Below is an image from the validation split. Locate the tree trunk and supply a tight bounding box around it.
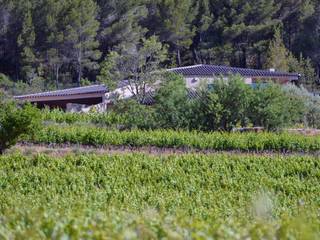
[55,65,60,89]
[257,52,262,69]
[192,48,200,64]
[242,47,247,68]
[177,49,182,66]
[77,62,82,87]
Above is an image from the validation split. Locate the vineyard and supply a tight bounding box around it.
[2,109,320,239]
[27,125,320,152]
[1,153,320,239]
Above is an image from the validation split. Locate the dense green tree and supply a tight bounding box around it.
[62,0,101,86]
[146,0,195,66]
[1,0,320,90]
[97,0,148,53]
[102,36,167,101]
[17,3,36,83]
[265,28,290,72]
[0,99,40,154]
[203,0,278,68]
[190,0,211,64]
[154,73,189,129]
[193,75,252,131]
[277,0,315,51]
[249,83,304,130]
[289,55,317,91]
[39,0,68,88]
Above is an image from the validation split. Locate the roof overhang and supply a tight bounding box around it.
[14,85,107,103]
[15,92,106,103]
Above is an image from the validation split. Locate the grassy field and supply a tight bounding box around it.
[1,152,320,239]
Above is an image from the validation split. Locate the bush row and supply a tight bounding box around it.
[28,125,320,152]
[42,75,320,131]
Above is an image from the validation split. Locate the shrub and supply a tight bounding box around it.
[249,83,304,130]
[154,73,190,129]
[0,99,41,154]
[283,84,320,128]
[113,99,157,130]
[192,75,253,131]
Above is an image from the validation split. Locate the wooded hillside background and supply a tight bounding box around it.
[1,0,320,92]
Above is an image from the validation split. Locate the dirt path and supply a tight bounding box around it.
[9,143,320,157]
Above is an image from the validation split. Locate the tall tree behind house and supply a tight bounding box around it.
[63,0,101,86]
[205,0,279,68]
[145,0,195,66]
[190,0,211,64]
[97,0,148,55]
[0,0,320,89]
[36,0,69,89]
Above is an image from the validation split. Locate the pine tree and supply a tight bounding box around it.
[17,3,36,83]
[40,0,68,88]
[288,53,317,91]
[63,0,101,86]
[190,0,211,64]
[277,0,315,50]
[97,0,148,53]
[146,0,195,66]
[207,0,278,67]
[266,28,290,72]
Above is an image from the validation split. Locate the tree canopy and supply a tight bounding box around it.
[0,0,319,91]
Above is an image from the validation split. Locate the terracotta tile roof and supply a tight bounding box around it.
[14,85,107,100]
[168,64,300,79]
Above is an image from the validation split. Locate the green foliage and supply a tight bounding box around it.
[113,99,157,130]
[103,36,168,101]
[249,83,305,130]
[97,51,121,90]
[80,78,91,87]
[17,3,36,82]
[283,84,320,128]
[288,54,317,91]
[192,75,252,131]
[1,0,320,89]
[98,0,148,49]
[28,125,320,152]
[0,73,14,93]
[0,153,320,238]
[146,0,195,65]
[41,77,307,132]
[63,0,101,86]
[0,101,40,154]
[266,28,290,72]
[154,72,189,129]
[41,108,124,126]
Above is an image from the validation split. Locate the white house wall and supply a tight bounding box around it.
[106,76,254,102]
[185,76,252,88]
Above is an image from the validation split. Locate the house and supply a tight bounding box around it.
[107,64,300,102]
[167,64,300,88]
[14,64,300,110]
[14,85,107,110]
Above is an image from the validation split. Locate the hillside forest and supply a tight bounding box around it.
[1,0,320,93]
